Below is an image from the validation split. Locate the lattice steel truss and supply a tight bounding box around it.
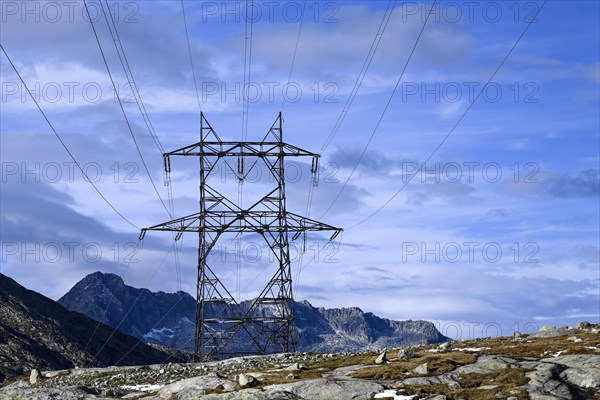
[139,113,342,360]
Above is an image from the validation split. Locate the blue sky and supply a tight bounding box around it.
[1,0,598,339]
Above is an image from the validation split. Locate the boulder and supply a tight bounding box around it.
[454,355,516,375]
[285,363,308,371]
[238,373,259,387]
[29,369,40,385]
[398,349,419,361]
[413,362,428,375]
[264,377,384,400]
[158,373,236,398]
[560,367,600,389]
[438,342,450,352]
[576,321,591,330]
[529,326,575,339]
[375,352,387,364]
[525,362,572,399]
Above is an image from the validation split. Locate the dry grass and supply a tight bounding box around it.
[350,352,477,380]
[230,353,377,388]
[402,368,531,400]
[445,331,600,358]
[230,330,600,392]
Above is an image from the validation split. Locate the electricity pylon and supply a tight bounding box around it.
[139,113,342,361]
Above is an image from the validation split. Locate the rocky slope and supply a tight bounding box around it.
[58,272,196,350]
[59,272,448,353]
[1,323,598,399]
[296,301,447,351]
[0,273,186,385]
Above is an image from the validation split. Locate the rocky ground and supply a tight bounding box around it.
[1,323,599,400]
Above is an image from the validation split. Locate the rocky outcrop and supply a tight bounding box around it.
[296,301,448,352]
[0,273,185,384]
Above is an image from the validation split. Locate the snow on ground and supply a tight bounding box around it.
[143,327,175,341]
[374,390,415,399]
[454,347,490,352]
[121,384,163,392]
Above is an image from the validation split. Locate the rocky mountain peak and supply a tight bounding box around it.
[59,271,448,354]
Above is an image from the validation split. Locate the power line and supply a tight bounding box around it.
[101,0,182,288]
[318,0,397,154]
[0,43,140,230]
[280,0,307,113]
[100,0,165,155]
[346,0,548,230]
[292,0,394,294]
[242,0,255,141]
[319,0,437,219]
[237,0,256,298]
[293,1,394,293]
[82,0,172,218]
[181,0,203,114]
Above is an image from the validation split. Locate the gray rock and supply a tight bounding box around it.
[324,364,376,381]
[264,377,384,400]
[401,374,458,387]
[525,362,573,399]
[375,352,387,364]
[528,326,575,339]
[438,342,450,352]
[397,349,419,361]
[576,321,591,329]
[284,363,308,371]
[158,373,236,398]
[478,384,498,390]
[447,380,461,390]
[238,373,259,387]
[195,388,298,399]
[29,369,39,385]
[41,369,70,379]
[560,367,600,389]
[402,376,441,385]
[543,354,600,369]
[413,362,428,375]
[0,386,99,400]
[454,355,516,375]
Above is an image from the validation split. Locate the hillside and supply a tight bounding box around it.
[0,273,186,384]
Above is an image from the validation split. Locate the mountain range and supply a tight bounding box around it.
[0,273,184,384]
[58,271,448,353]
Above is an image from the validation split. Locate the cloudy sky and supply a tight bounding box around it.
[1,0,598,339]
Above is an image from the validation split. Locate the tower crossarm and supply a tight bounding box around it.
[285,212,342,239]
[140,211,342,240]
[164,141,319,158]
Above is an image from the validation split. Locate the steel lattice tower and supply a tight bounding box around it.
[139,113,342,360]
